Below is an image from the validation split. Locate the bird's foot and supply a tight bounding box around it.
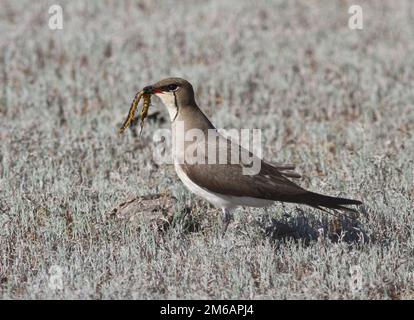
[221,208,233,236]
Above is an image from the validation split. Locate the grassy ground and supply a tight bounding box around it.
[0,0,413,299]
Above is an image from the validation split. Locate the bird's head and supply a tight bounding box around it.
[143,77,195,121]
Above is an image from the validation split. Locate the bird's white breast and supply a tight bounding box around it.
[155,92,177,121]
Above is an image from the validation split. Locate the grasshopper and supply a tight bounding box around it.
[119,91,151,135]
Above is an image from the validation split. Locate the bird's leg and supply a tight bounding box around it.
[221,208,233,236]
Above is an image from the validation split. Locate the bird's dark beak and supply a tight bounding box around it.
[143,85,154,94]
[143,85,162,94]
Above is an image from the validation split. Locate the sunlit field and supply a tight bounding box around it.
[0,0,413,299]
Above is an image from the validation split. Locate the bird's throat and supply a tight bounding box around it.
[155,92,178,121]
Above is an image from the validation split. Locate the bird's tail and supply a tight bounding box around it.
[298,191,362,213]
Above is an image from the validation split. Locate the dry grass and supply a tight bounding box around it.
[0,0,413,299]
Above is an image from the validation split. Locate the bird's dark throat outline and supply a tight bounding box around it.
[172,91,179,122]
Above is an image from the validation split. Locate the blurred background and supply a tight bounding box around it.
[0,0,413,299]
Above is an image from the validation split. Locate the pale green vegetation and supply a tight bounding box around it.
[0,0,413,299]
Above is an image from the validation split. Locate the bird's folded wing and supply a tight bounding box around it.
[179,138,306,200]
[262,160,301,178]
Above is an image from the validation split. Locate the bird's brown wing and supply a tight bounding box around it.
[179,138,307,201]
[263,160,301,178]
[261,161,302,183]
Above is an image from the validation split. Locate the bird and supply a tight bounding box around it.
[141,77,362,234]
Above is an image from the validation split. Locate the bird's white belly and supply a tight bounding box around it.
[174,163,273,209]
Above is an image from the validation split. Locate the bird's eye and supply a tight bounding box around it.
[167,84,179,92]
